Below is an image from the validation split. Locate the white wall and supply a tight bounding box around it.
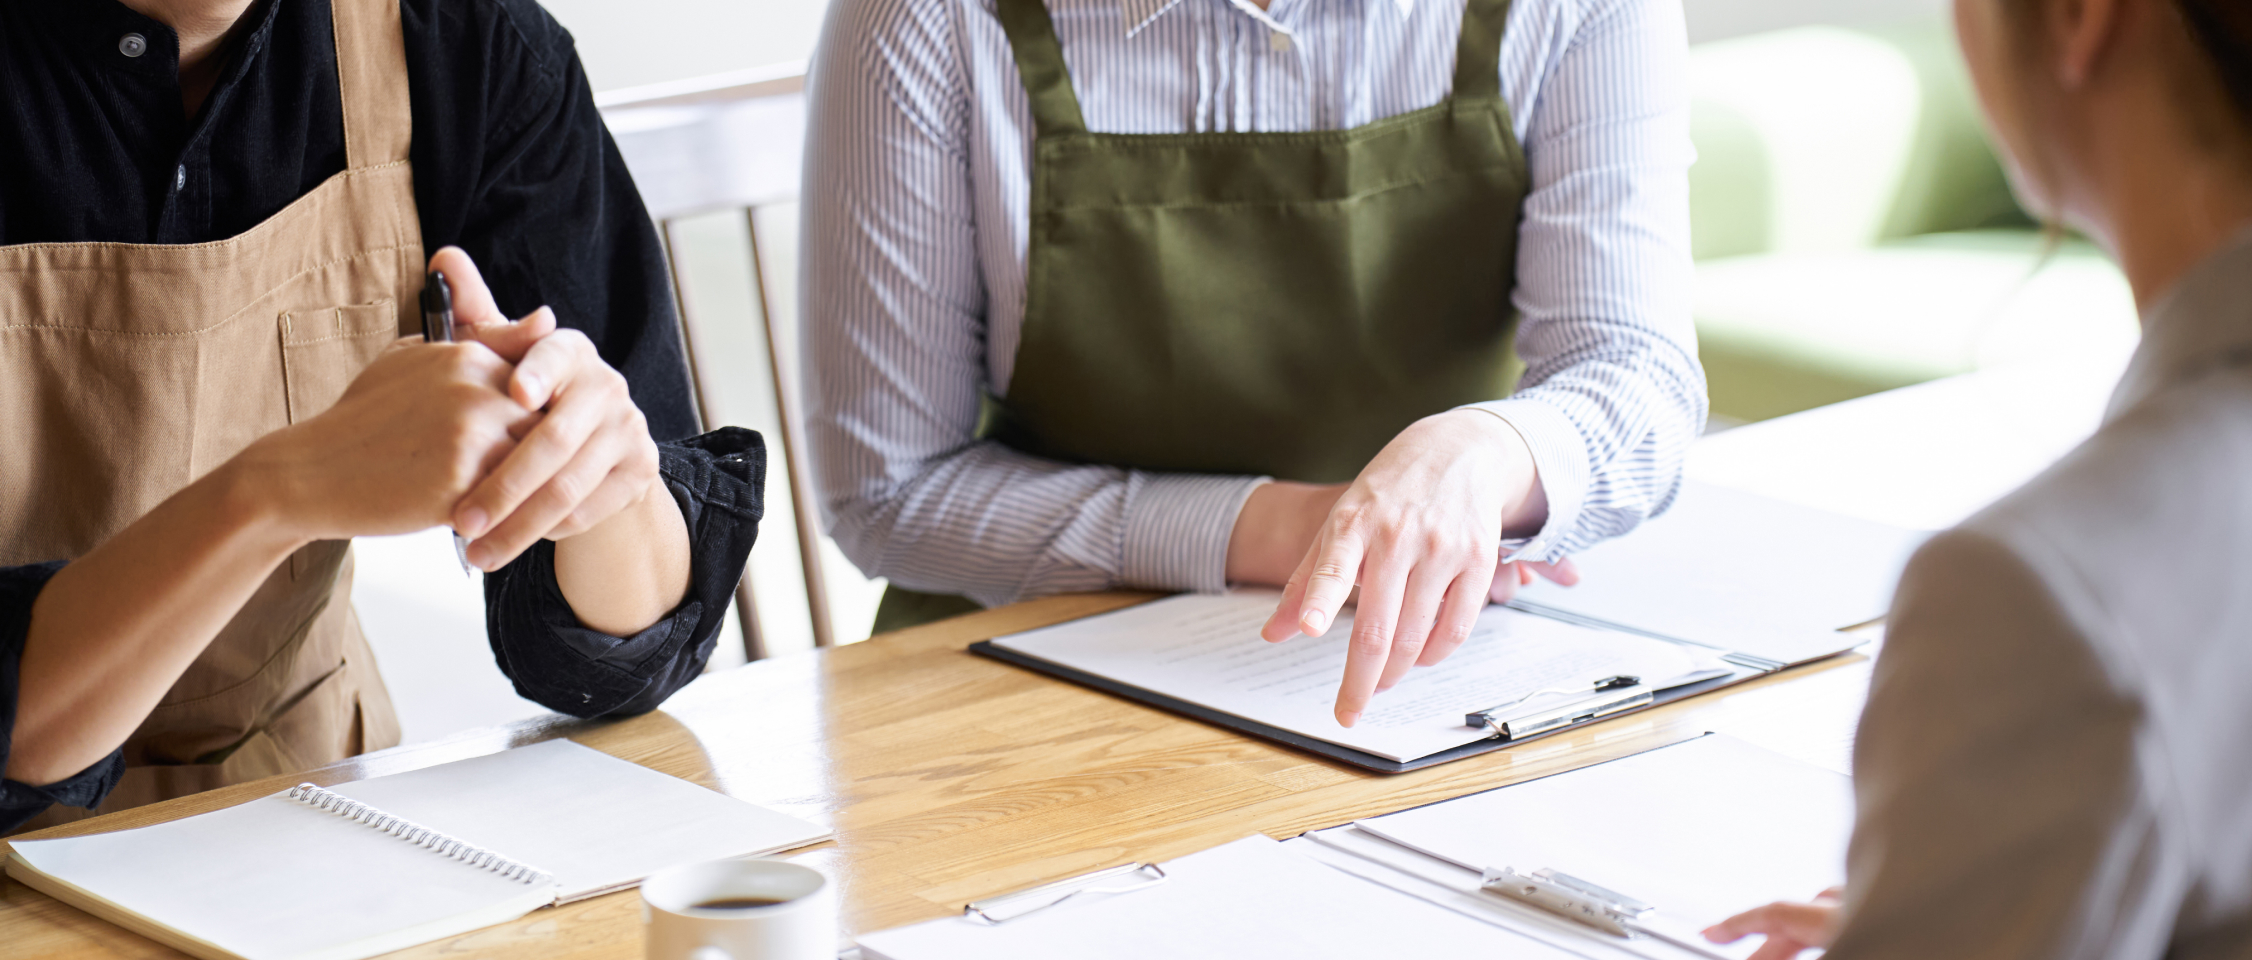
[544,0,1954,94]
[1685,0,1949,43]
[541,0,827,92]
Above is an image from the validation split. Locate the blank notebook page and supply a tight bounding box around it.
[8,792,551,960]
[329,739,831,901]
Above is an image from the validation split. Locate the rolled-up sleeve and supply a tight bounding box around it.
[1469,0,1706,564]
[1,561,124,834]
[482,428,764,718]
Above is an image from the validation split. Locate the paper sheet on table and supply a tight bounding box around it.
[987,591,1721,763]
[1356,734,1854,929]
[1688,356,2122,532]
[1512,481,1925,665]
[328,739,829,901]
[855,836,1585,960]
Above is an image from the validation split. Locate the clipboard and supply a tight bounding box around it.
[969,641,1761,773]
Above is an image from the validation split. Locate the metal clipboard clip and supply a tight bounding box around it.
[962,862,1169,925]
[1466,685,1653,741]
[1480,866,1655,938]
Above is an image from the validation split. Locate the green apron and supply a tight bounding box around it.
[874,0,1530,634]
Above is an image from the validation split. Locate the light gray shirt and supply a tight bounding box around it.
[802,0,1703,606]
[1833,230,2252,960]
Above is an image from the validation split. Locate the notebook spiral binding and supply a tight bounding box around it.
[286,783,556,888]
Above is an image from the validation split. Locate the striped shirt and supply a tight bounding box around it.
[803,0,1706,608]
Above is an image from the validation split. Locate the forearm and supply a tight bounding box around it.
[828,438,1261,605]
[1226,482,1345,586]
[8,462,303,785]
[551,475,691,636]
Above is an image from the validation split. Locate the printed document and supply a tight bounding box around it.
[988,591,1725,763]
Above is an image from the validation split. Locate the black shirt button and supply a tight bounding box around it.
[118,33,147,58]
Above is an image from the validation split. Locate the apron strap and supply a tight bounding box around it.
[996,0,1089,136]
[1453,0,1516,102]
[331,0,414,168]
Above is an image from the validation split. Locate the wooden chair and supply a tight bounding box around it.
[599,63,883,659]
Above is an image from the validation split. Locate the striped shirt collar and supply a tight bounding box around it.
[1122,0,1420,37]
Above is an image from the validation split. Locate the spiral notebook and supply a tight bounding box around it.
[2,739,830,960]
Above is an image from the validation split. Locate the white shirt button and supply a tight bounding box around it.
[174,165,186,191]
[118,33,147,58]
[1269,31,1292,53]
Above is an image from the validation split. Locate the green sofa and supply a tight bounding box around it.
[1686,23,2140,423]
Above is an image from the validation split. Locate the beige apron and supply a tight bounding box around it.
[0,0,418,823]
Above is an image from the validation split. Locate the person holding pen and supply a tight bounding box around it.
[1703,1,2252,957]
[803,0,1705,726]
[0,0,760,834]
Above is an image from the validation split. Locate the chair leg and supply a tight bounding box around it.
[745,207,837,649]
[659,216,771,662]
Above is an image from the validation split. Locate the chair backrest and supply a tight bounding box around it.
[600,63,885,658]
[1686,22,2026,262]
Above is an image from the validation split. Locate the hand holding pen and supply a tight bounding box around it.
[423,247,666,576]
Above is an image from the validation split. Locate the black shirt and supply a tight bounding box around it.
[0,0,764,832]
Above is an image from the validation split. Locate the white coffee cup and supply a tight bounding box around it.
[642,859,836,960]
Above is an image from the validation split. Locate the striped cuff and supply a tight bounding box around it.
[1460,398,1590,563]
[1120,473,1269,594]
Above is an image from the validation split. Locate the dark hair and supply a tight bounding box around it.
[2176,0,2252,130]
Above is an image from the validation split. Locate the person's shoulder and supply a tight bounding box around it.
[822,0,969,47]
[811,0,975,98]
[1971,368,2252,554]
[1940,367,2252,664]
[397,0,577,86]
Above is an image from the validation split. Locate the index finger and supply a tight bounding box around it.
[1333,552,1408,726]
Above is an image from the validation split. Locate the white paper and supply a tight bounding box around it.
[989,591,1720,762]
[1512,481,1923,665]
[331,739,831,900]
[856,836,1586,960]
[6,740,831,960]
[1356,735,1854,929]
[1687,355,2122,532]
[1290,829,1713,960]
[8,793,552,960]
[1699,660,1873,775]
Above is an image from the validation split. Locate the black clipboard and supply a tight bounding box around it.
[969,640,1767,774]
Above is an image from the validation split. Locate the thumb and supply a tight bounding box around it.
[1528,556,1580,587]
[426,246,507,327]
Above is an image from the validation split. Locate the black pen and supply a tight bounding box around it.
[421,272,476,577]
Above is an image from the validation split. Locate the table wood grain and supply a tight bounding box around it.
[2,592,1872,960]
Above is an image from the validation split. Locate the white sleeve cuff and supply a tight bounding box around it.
[1461,399,1590,563]
[1119,473,1269,593]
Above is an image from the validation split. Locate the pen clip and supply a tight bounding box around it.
[1481,866,1652,937]
[962,862,1168,925]
[1467,687,1653,740]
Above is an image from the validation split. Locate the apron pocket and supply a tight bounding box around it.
[280,299,397,423]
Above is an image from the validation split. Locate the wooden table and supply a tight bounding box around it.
[3,592,1872,959]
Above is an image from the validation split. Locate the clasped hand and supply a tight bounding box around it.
[1256,410,1578,727]
[240,247,660,568]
